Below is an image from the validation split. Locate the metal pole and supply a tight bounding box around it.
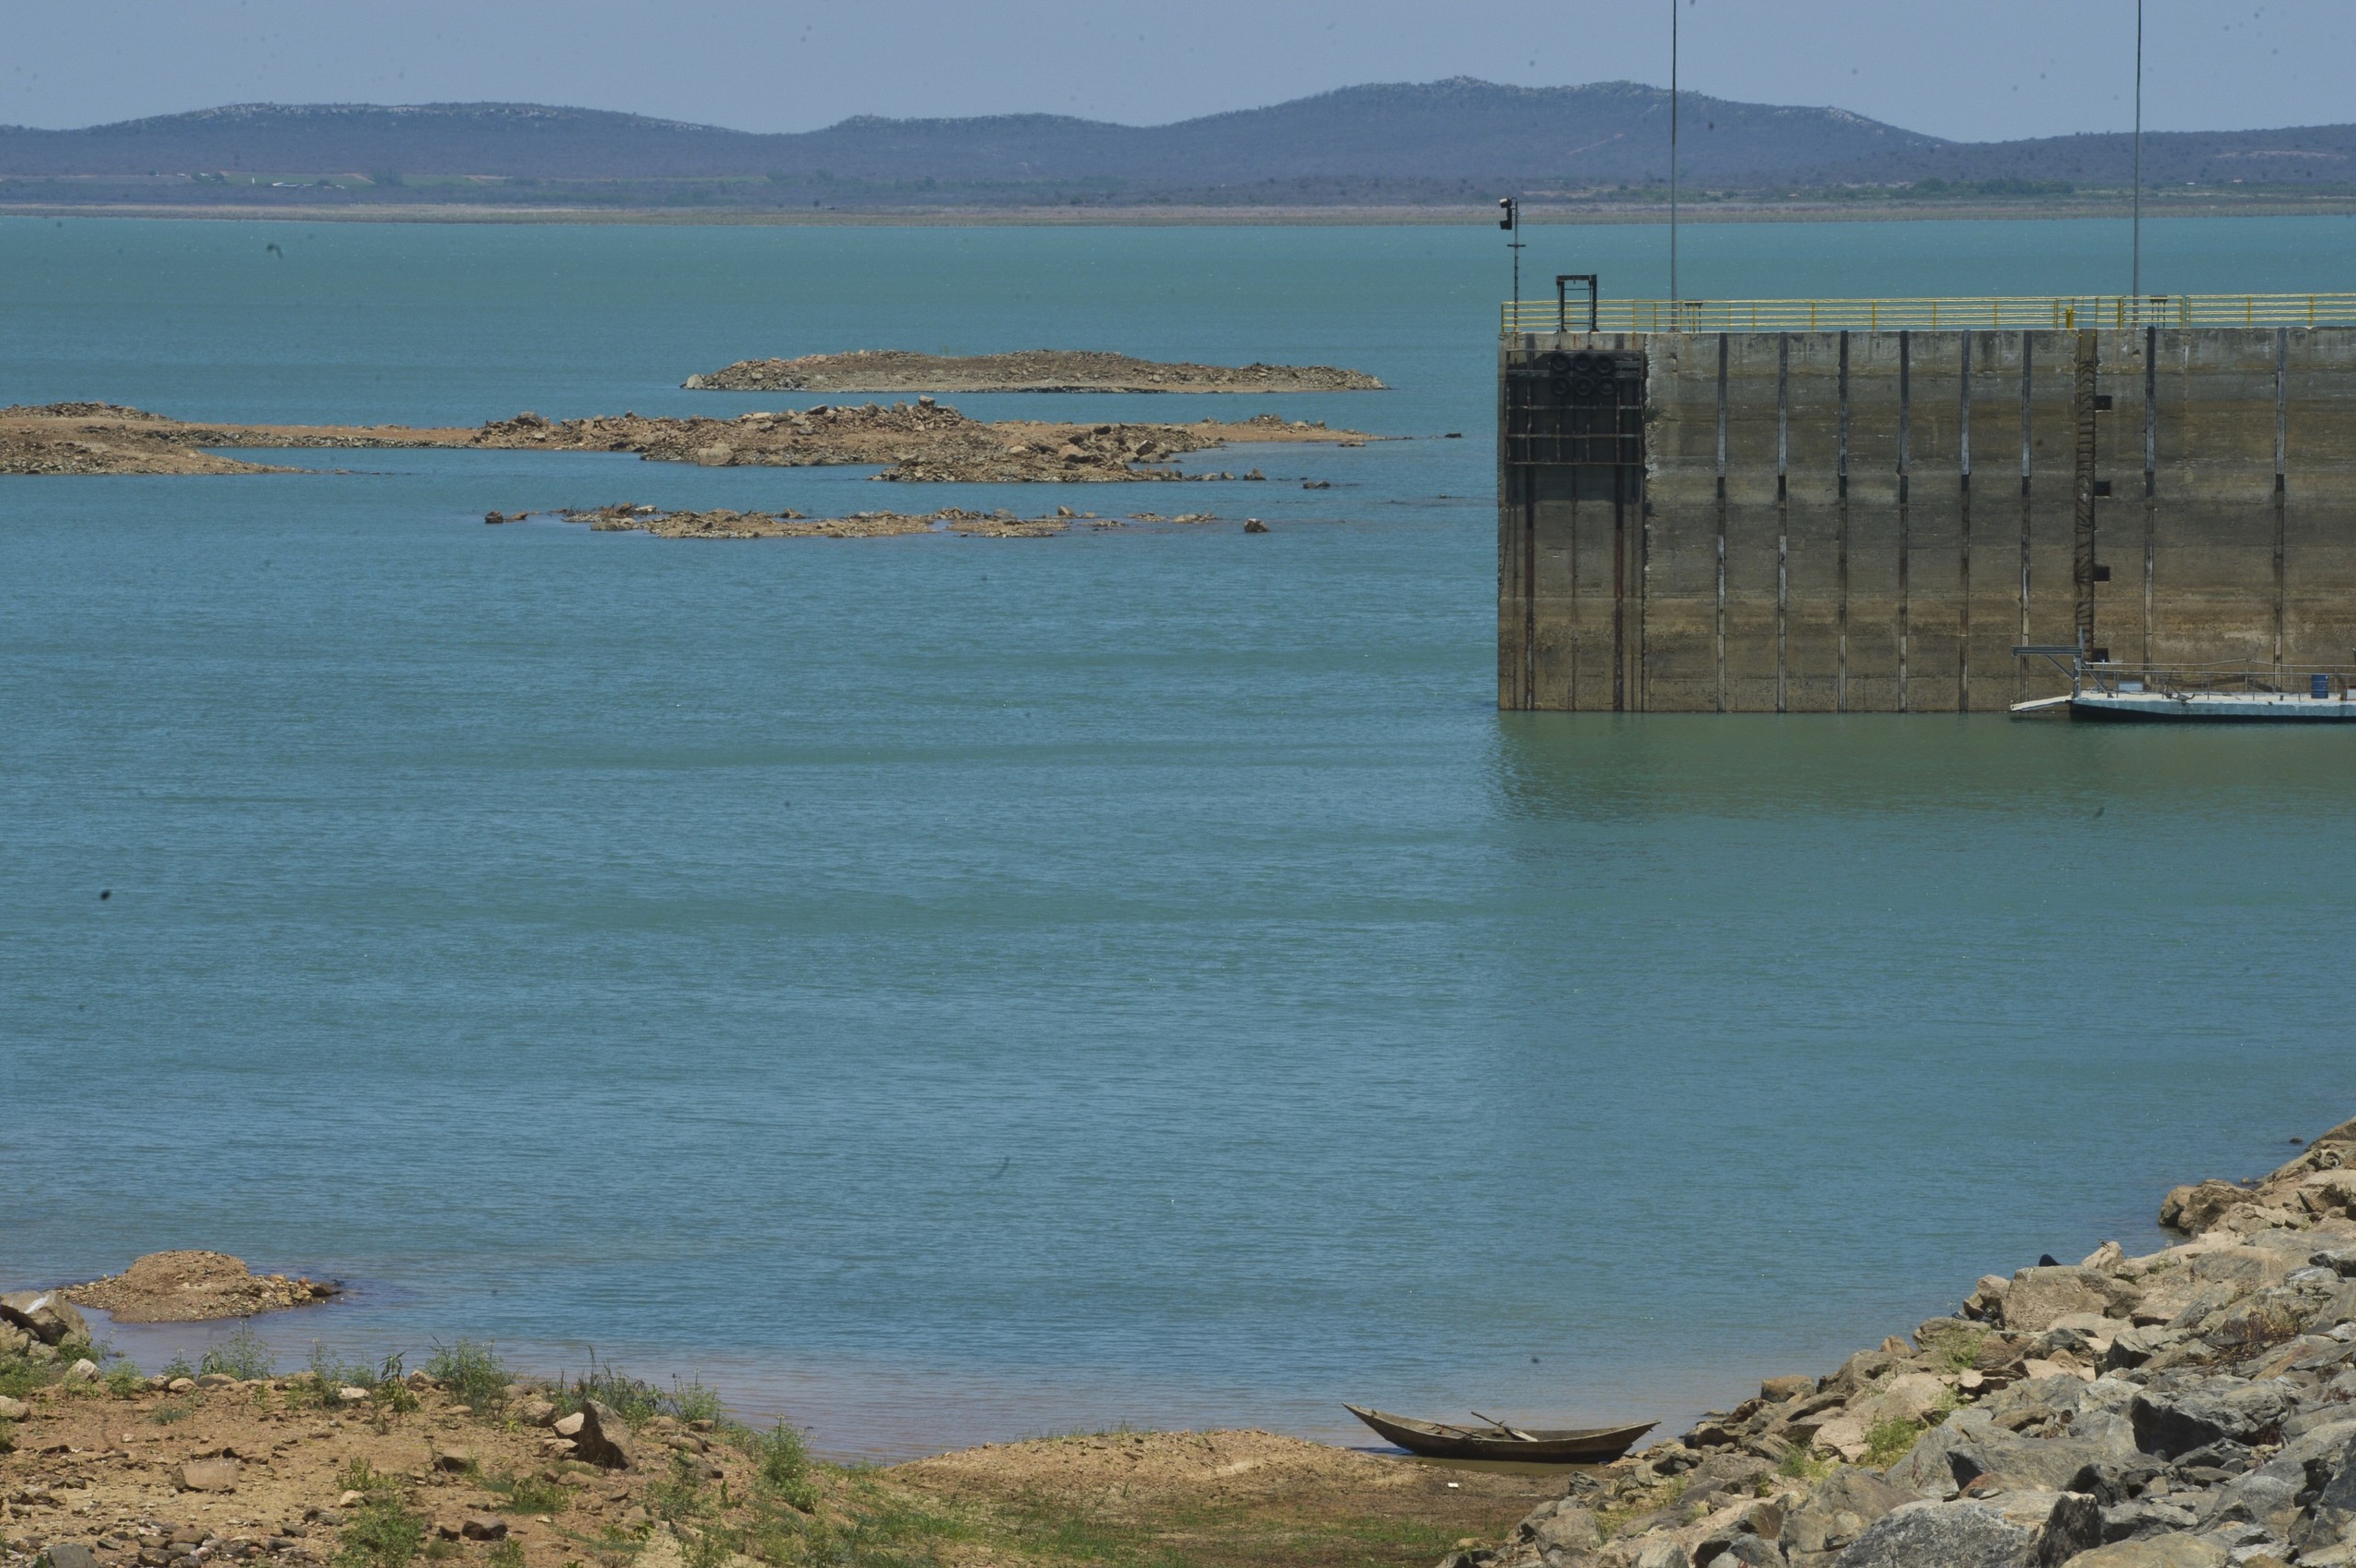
[1499,196,1523,313]
[2131,0,2143,315]
[1669,0,1680,306]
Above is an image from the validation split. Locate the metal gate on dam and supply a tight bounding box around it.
[1497,294,2356,712]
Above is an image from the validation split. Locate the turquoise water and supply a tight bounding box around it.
[4,214,2354,1458]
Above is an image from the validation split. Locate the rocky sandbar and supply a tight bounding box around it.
[62,1251,339,1324]
[682,349,1386,394]
[0,400,1367,482]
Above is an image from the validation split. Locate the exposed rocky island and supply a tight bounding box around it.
[0,401,1365,481]
[681,349,1386,394]
[555,504,1233,539]
[61,1253,340,1325]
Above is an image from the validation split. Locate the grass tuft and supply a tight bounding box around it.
[199,1324,275,1381]
[424,1340,511,1414]
[335,1494,428,1568]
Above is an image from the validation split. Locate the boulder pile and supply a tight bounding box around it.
[1454,1116,2356,1568]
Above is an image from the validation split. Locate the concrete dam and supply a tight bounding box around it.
[1496,294,2356,712]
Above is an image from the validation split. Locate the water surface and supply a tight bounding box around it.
[4,214,2352,1458]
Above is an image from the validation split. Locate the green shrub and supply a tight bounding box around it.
[554,1357,731,1428]
[103,1365,146,1398]
[200,1325,275,1381]
[335,1494,427,1568]
[479,1470,570,1515]
[486,1541,524,1568]
[747,1422,816,1513]
[160,1355,196,1383]
[340,1458,400,1495]
[423,1341,510,1414]
[1864,1416,1926,1468]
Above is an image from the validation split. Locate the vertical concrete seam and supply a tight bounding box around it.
[2275,326,2288,664]
[1959,332,1973,712]
[2018,332,2034,706]
[2073,329,2098,656]
[2143,324,2157,666]
[1775,334,1789,713]
[1898,329,1911,712]
[1715,332,1728,713]
[1837,329,1851,712]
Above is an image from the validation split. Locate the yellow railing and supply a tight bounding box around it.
[1502,294,2356,334]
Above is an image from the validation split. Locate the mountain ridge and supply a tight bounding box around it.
[1,79,2348,205]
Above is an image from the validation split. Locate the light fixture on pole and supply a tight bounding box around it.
[2132,0,2144,315]
[1499,197,1525,307]
[1669,0,1680,306]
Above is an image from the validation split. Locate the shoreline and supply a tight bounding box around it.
[11,1115,2356,1567]
[6,200,2355,228]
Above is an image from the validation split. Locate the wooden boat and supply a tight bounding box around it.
[1344,1404,1656,1463]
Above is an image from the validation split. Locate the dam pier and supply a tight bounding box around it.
[1497,294,2356,712]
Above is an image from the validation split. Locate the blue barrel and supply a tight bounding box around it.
[2314,674,2331,699]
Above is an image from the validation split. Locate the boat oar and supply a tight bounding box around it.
[1469,1410,1541,1442]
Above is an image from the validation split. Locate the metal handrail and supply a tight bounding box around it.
[2015,650,2356,701]
[1501,293,2356,334]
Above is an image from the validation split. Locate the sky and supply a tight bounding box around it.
[5,0,2349,143]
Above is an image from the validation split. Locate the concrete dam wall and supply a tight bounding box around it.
[1496,325,2356,712]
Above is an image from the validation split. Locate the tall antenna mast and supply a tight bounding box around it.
[2132,0,2143,311]
[1669,0,1680,306]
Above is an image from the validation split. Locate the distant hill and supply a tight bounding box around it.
[0,79,2349,207]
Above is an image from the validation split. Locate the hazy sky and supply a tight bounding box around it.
[6,0,2349,142]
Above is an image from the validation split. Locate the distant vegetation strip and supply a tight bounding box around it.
[1,81,2349,213]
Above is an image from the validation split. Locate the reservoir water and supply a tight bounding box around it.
[4,213,2353,1458]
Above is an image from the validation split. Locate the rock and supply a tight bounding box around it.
[1528,1507,1598,1554]
[1762,1376,1817,1403]
[432,1447,472,1473]
[64,1358,98,1381]
[2033,1493,2105,1564]
[1243,518,1269,533]
[569,1400,635,1470]
[688,444,734,467]
[167,1378,197,1393]
[179,1458,239,1493]
[458,1518,506,1542]
[195,1373,236,1389]
[337,1386,370,1403]
[483,512,505,524]
[1830,1499,2036,1567]
[0,1290,90,1345]
[518,1398,558,1426]
[2162,1182,2256,1236]
[2053,1538,2228,1567]
[1812,1415,1869,1463]
[2006,1270,2121,1333]
[2095,1500,2198,1541]
[2065,1457,2167,1505]
[45,1547,100,1568]
[550,1412,586,1438]
[1703,1537,1784,1566]
[1822,1350,1899,1401]
[1784,1471,1911,1558]
[2128,1384,2292,1457]
[1848,1373,1955,1429]
[0,1394,25,1420]
[1969,1277,2015,1321]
